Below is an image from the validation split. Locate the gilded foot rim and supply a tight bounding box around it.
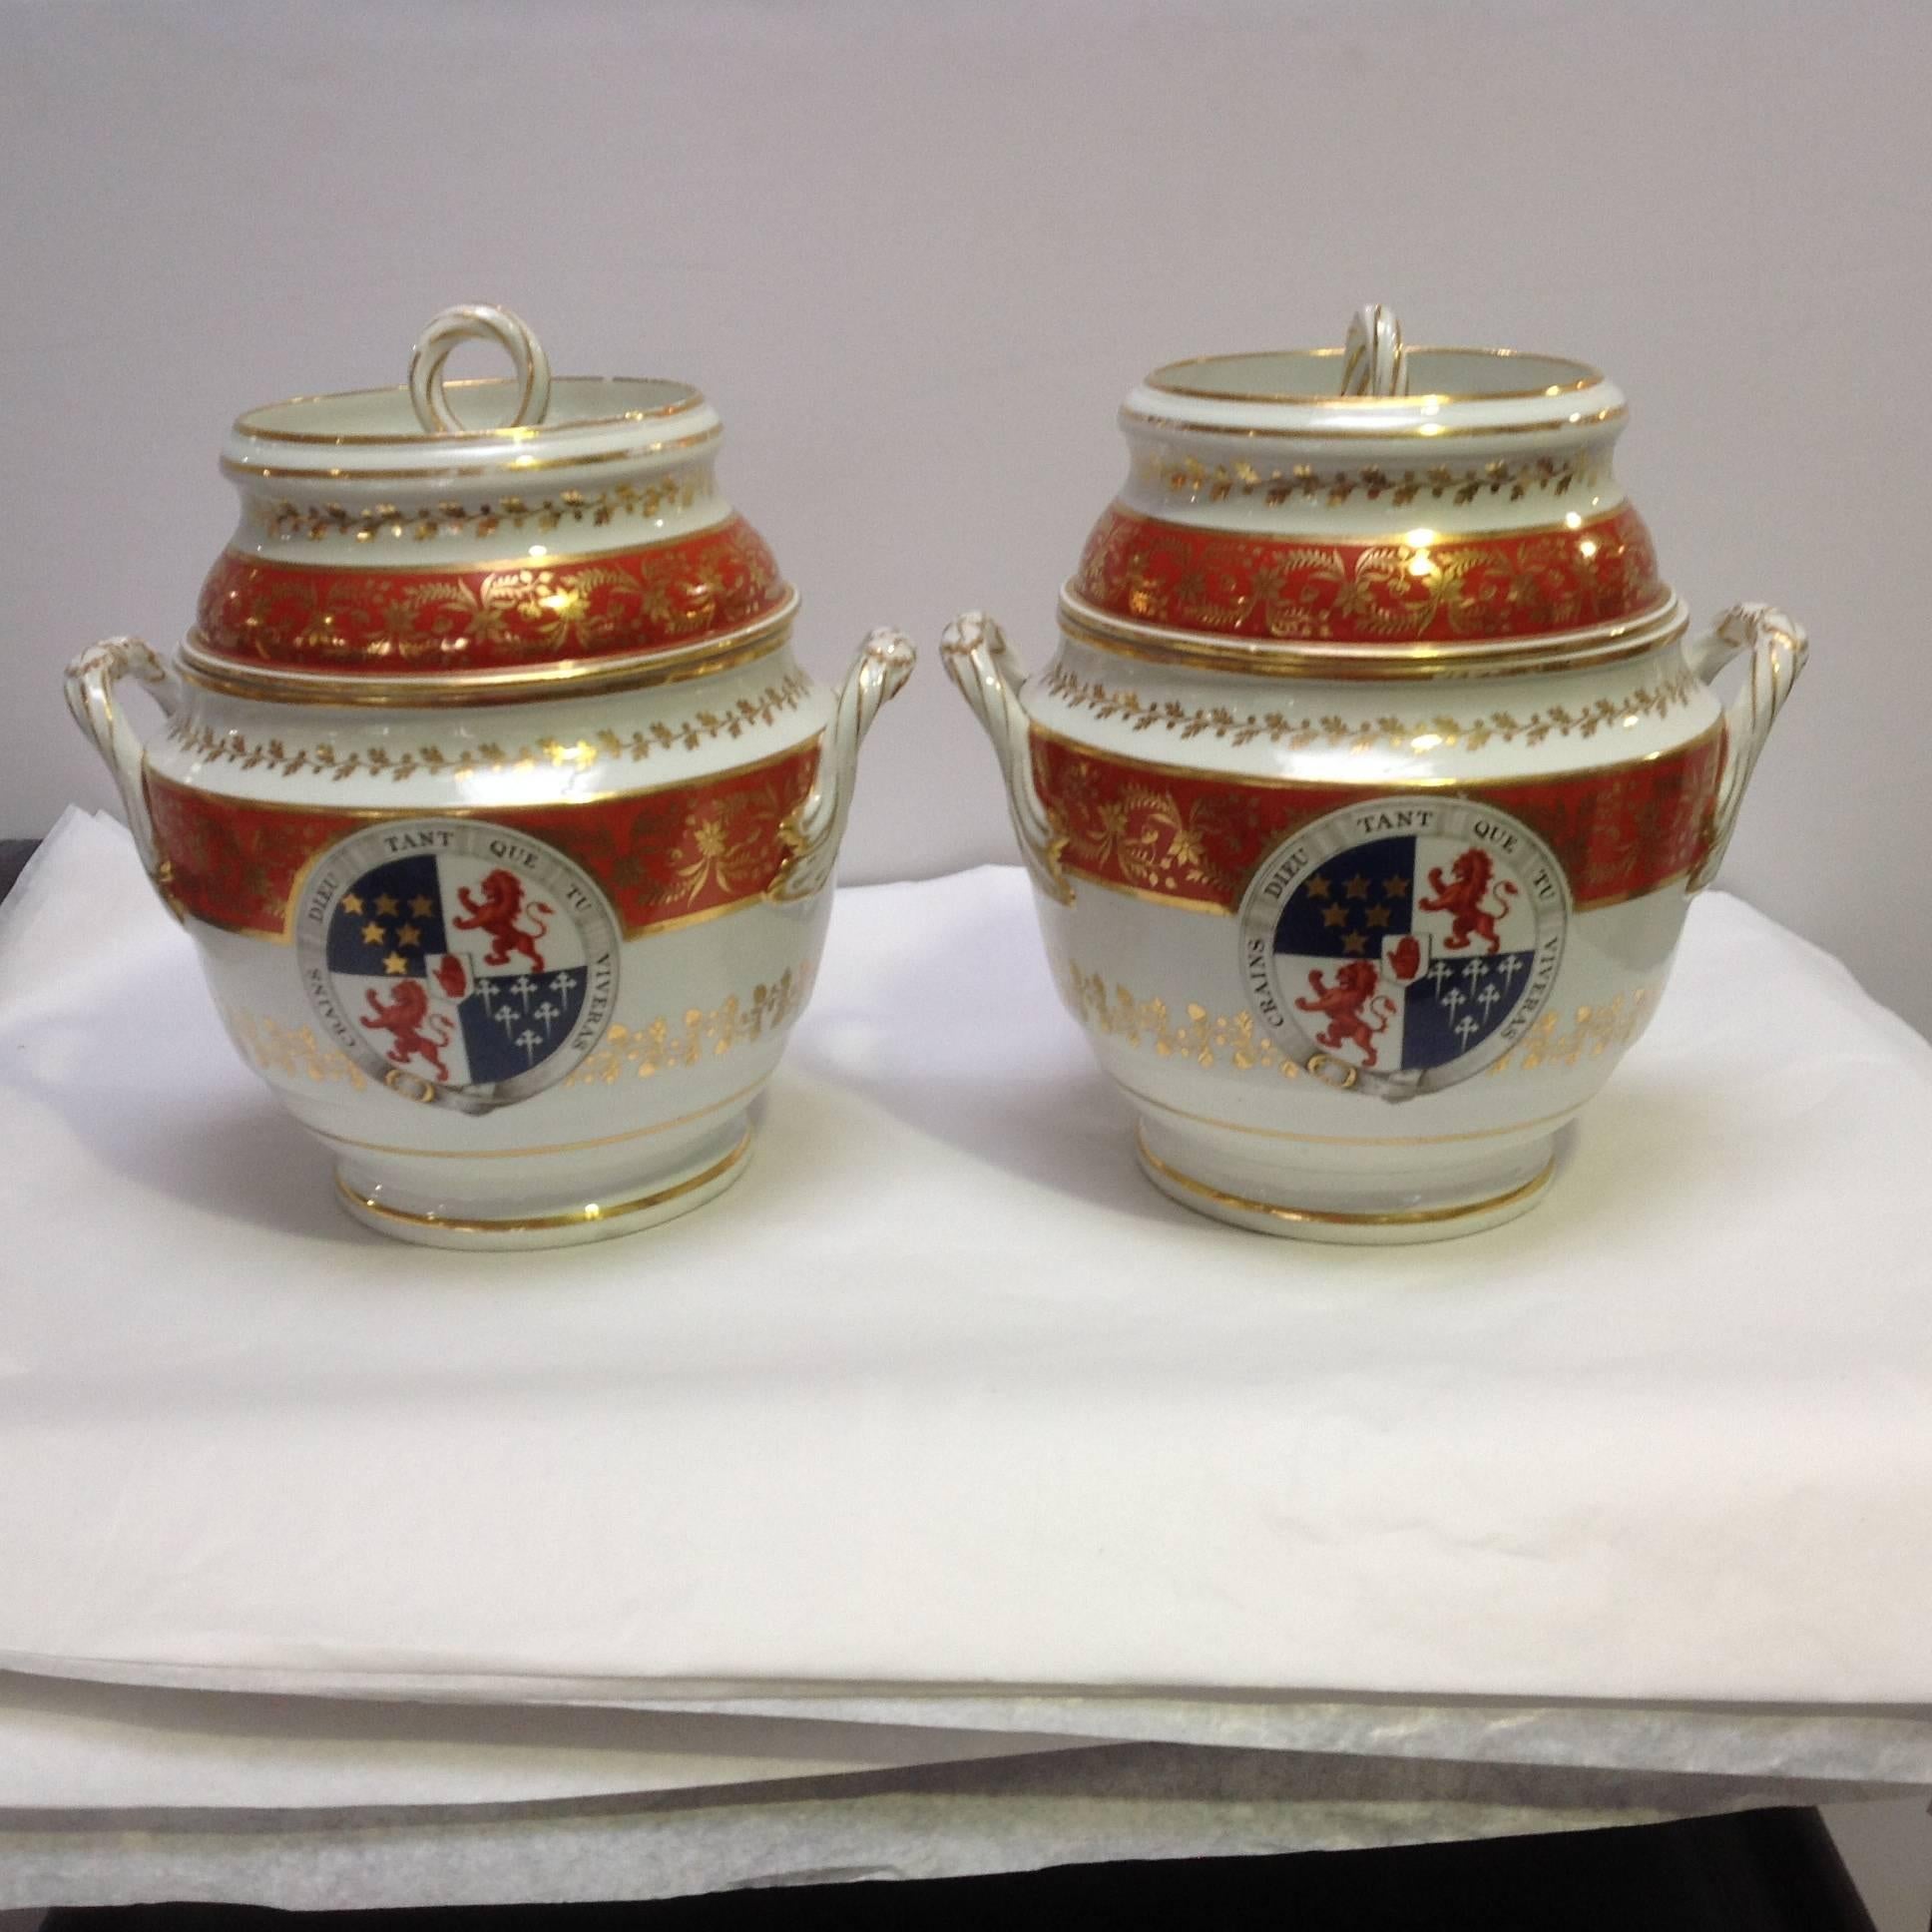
[1135,1129,1555,1246]
[334,1128,751,1251]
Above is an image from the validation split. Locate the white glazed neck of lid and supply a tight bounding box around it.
[1125,304,1626,443]
[220,304,721,481]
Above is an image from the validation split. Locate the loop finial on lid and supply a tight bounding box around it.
[1340,303,1408,397]
[407,304,554,434]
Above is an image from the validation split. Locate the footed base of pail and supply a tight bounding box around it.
[332,1120,753,1251]
[1134,1122,1558,1246]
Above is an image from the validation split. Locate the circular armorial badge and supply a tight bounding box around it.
[1237,797,1569,1100]
[295,820,620,1113]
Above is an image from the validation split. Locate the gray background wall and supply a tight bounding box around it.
[0,6,1928,1920]
[3,0,1932,1043]
[4,1,1929,1036]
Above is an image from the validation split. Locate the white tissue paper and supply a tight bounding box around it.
[0,808,1928,1907]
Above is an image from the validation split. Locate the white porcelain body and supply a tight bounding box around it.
[945,333,1806,1241]
[147,654,842,1249]
[1027,632,1709,1239]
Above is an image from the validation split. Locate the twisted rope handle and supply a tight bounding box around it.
[63,636,185,897]
[940,612,1072,904]
[408,304,553,434]
[1686,604,1809,891]
[767,629,916,903]
[1340,303,1409,397]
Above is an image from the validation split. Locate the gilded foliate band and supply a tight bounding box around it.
[1063,962,1664,1081]
[224,1007,368,1088]
[1037,660,1700,752]
[1030,729,1721,915]
[1075,503,1662,644]
[1483,988,1662,1074]
[165,671,814,784]
[146,744,819,942]
[565,967,813,1083]
[1138,449,1610,509]
[250,472,714,545]
[1065,962,1302,1076]
[226,968,815,1095]
[196,517,786,675]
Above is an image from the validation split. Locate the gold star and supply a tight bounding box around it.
[1341,931,1369,955]
[1365,904,1393,929]
[341,891,364,915]
[1343,873,1371,900]
[396,923,422,948]
[1304,874,1331,900]
[382,951,408,976]
[1321,904,1349,929]
[374,893,400,916]
[360,920,386,945]
[409,893,433,917]
[1383,874,1410,898]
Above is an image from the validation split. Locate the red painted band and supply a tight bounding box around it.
[194,516,787,675]
[148,746,816,940]
[1031,730,1721,913]
[1073,502,1664,644]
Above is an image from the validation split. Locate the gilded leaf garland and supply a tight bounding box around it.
[166,672,814,783]
[1138,450,1608,509]
[1064,963,1667,1081]
[565,968,814,1083]
[1038,661,1699,753]
[1064,964,1301,1075]
[251,473,713,545]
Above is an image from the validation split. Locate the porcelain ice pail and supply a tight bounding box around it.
[66,306,913,1247]
[944,305,1806,1242]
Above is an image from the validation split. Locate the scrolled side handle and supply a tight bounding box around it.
[939,611,1072,904]
[63,637,186,900]
[766,628,916,904]
[1685,603,1808,891]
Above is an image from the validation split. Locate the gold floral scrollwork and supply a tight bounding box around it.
[354,565,635,664]
[1484,988,1663,1075]
[1047,775,1246,902]
[1063,963,1301,1076]
[1076,505,1662,645]
[253,473,714,545]
[662,785,792,909]
[224,1007,368,1088]
[196,517,784,673]
[565,967,814,1084]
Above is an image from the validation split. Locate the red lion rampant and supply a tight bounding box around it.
[1295,960,1398,1067]
[452,868,552,970]
[360,980,454,1083]
[1418,845,1518,955]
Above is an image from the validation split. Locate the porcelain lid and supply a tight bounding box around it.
[1075,303,1665,659]
[191,306,790,696]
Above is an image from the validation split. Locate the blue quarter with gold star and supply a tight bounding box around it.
[1271,835,1415,957]
[326,856,448,980]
